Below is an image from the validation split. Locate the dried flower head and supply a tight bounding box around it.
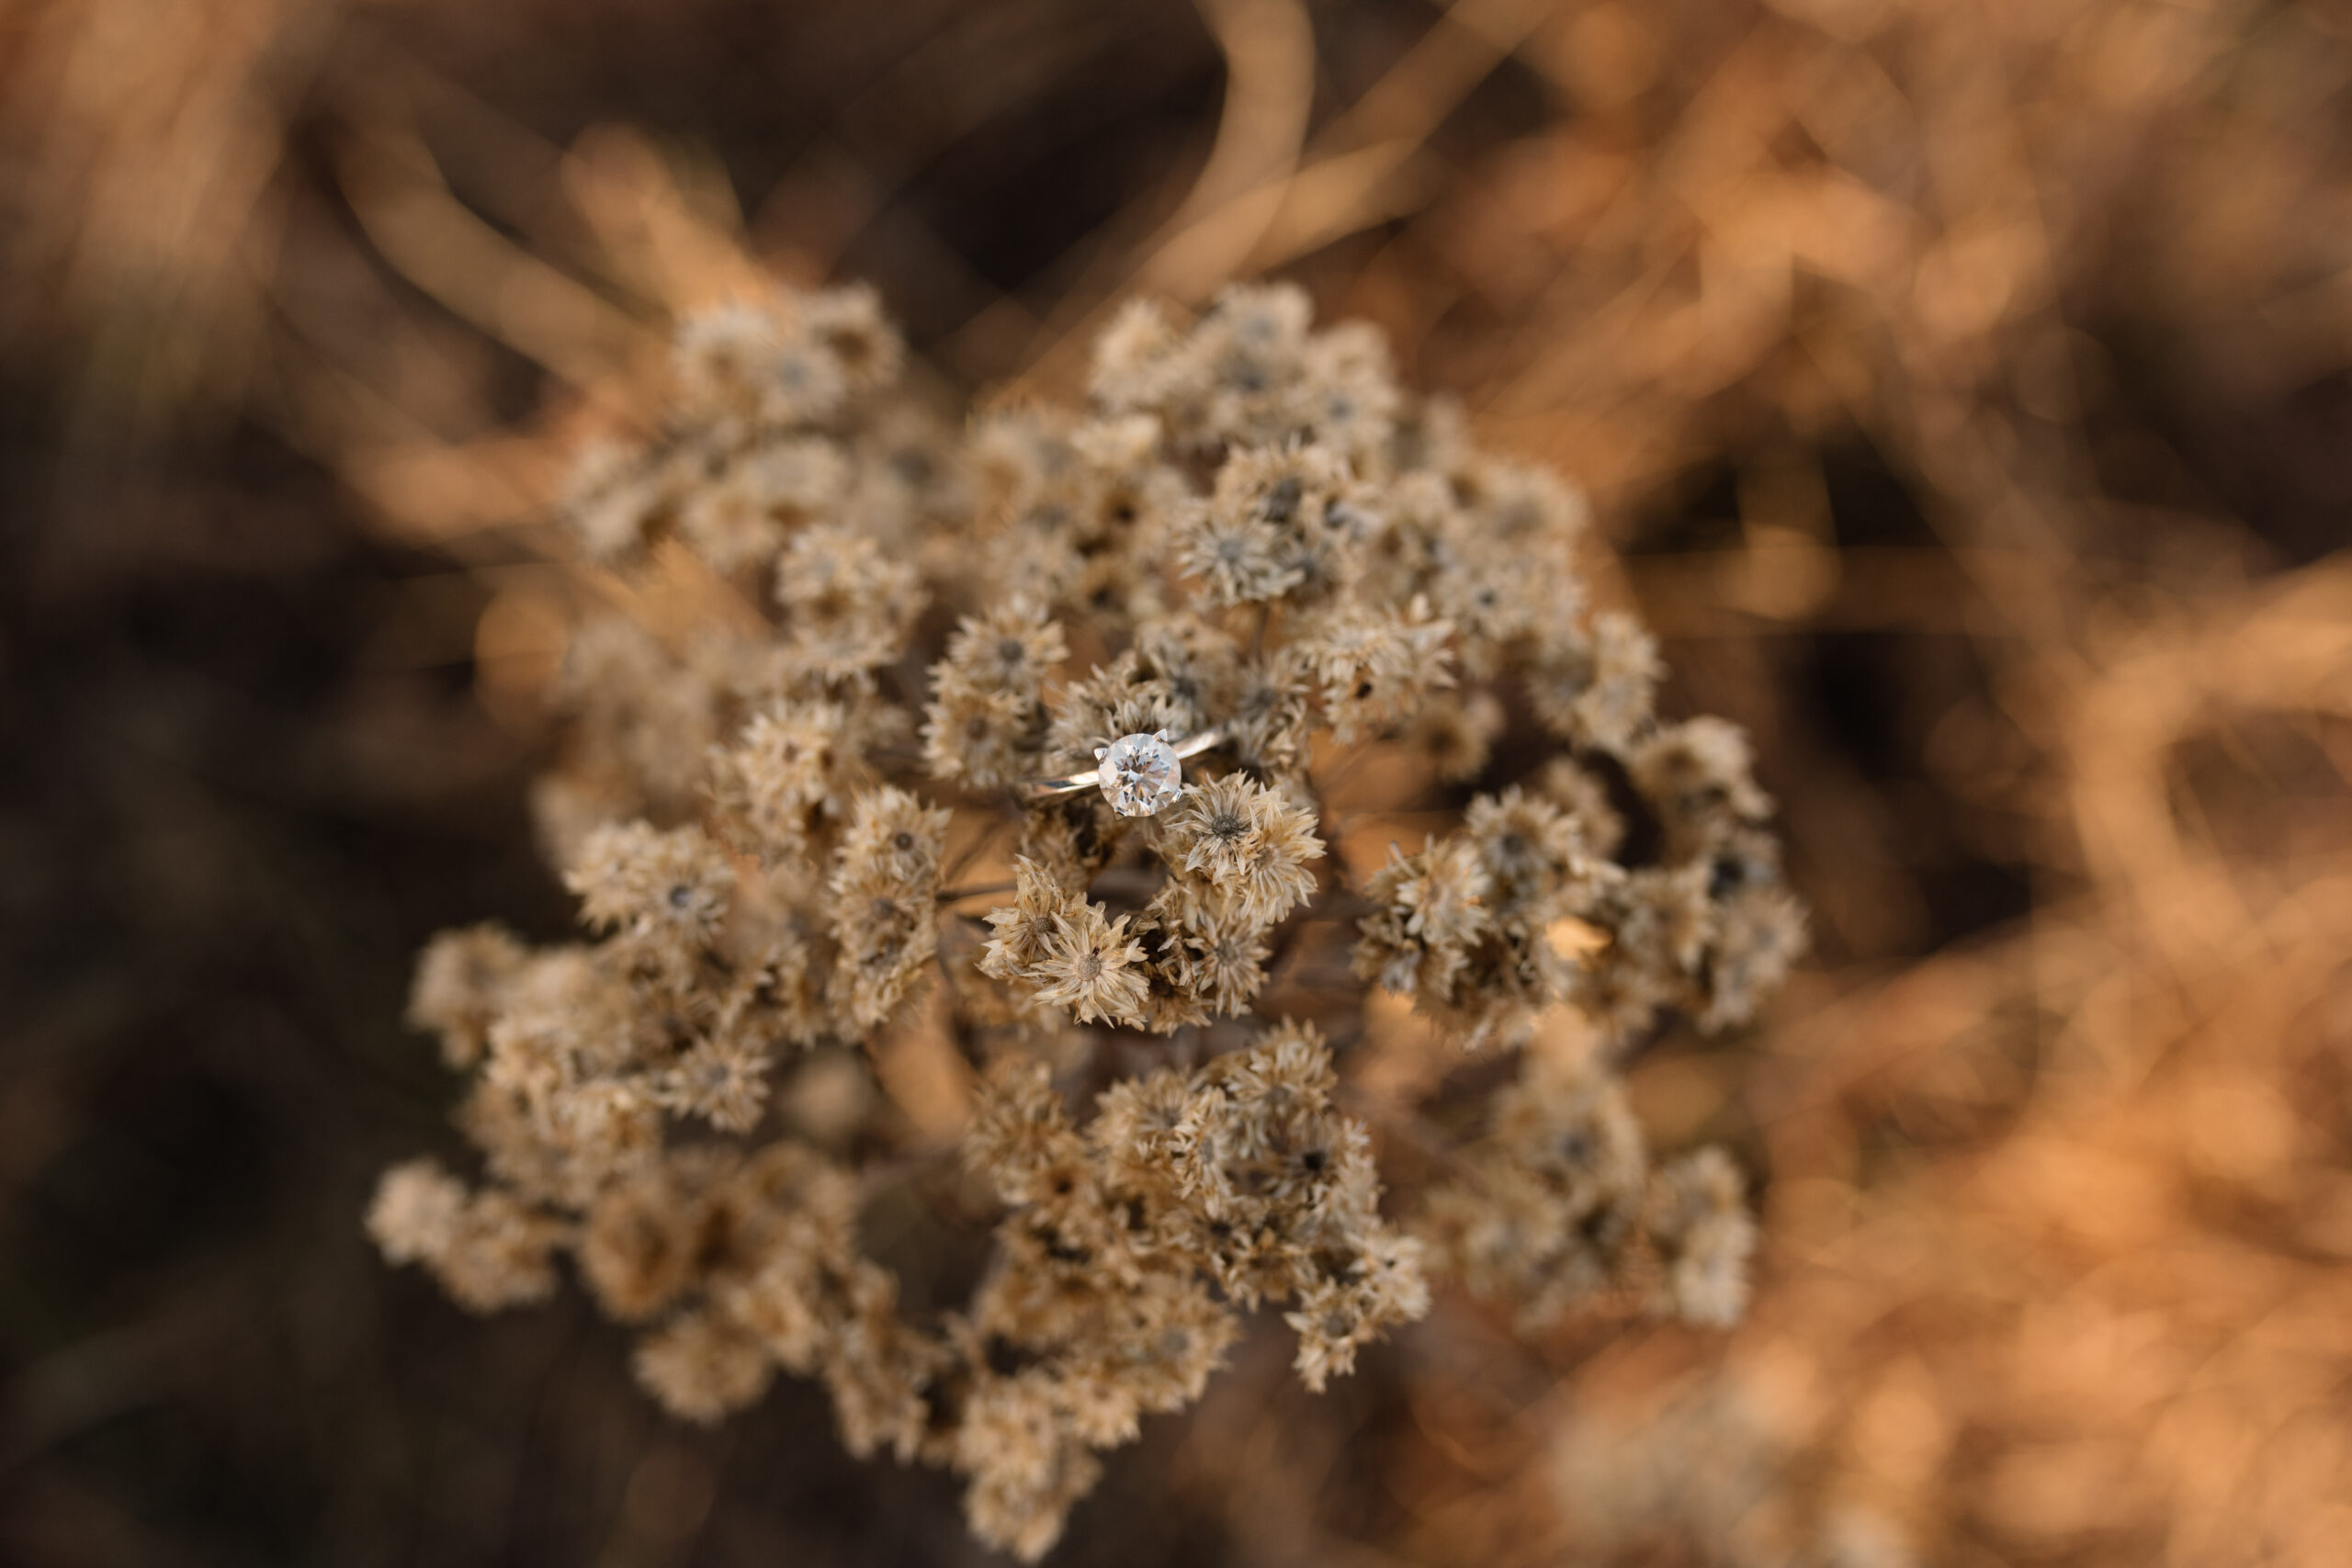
[370,281,1802,1560]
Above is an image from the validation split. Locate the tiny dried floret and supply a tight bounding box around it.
[636,1307,777,1423]
[1298,596,1455,742]
[978,855,1086,982]
[709,698,864,860]
[408,923,529,1068]
[1353,834,1492,998]
[565,822,734,946]
[798,281,906,397]
[367,1158,469,1265]
[775,523,926,676]
[1174,500,1298,605]
[1028,904,1151,1028]
[1465,785,1598,928]
[657,1035,773,1133]
[562,438,664,562]
[1645,1146,1755,1327]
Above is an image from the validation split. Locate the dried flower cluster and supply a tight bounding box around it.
[369,280,1803,1559]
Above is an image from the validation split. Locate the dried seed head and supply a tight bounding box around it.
[370,277,1797,1561]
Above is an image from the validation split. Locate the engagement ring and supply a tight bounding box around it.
[1022,727,1227,817]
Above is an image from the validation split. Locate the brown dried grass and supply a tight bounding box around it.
[6,0,2349,1562]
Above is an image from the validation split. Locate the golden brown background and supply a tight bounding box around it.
[5,0,2350,1563]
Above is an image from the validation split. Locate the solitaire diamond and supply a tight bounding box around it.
[1096,731,1184,817]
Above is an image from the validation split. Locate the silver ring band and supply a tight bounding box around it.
[1023,726,1227,807]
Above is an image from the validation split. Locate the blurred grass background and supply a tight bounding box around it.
[5,0,2352,1563]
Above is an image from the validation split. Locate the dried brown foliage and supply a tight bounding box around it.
[362,278,1789,1557]
[9,0,2352,1564]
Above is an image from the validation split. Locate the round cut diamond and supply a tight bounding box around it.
[1097,731,1183,817]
